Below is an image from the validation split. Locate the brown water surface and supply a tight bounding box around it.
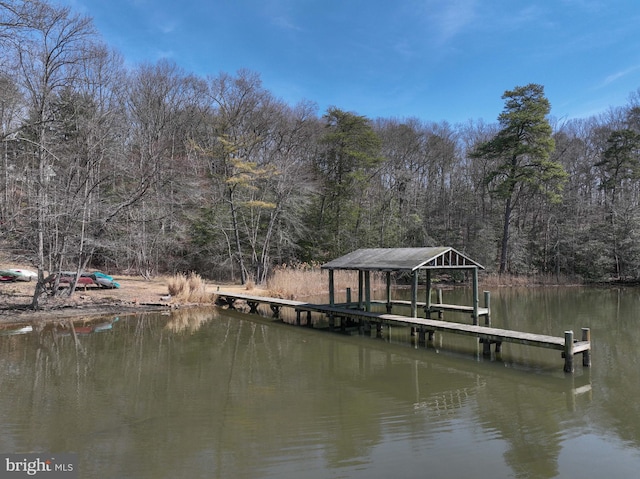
[0,287,638,478]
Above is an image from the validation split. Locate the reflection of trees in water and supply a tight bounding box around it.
[471,363,594,479]
[5,296,636,478]
[164,307,217,334]
[476,382,565,479]
[464,287,640,477]
[591,289,640,450]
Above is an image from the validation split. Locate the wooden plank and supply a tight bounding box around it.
[370,299,490,316]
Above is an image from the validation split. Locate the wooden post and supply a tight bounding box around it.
[484,291,491,326]
[306,311,312,327]
[295,309,301,326]
[364,321,371,335]
[411,270,418,317]
[426,270,432,316]
[329,270,335,306]
[472,267,479,325]
[564,330,574,373]
[346,287,352,306]
[385,271,392,313]
[482,338,491,356]
[364,270,371,312]
[582,328,591,367]
[436,289,443,319]
[358,270,364,309]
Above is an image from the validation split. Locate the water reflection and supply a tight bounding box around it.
[164,307,217,334]
[0,287,639,478]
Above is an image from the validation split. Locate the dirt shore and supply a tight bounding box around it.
[0,273,253,326]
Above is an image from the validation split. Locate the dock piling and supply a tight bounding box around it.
[484,291,491,326]
[564,330,574,373]
[582,328,591,367]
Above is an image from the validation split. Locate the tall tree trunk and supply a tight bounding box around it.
[500,195,513,274]
[31,128,48,309]
[228,185,247,284]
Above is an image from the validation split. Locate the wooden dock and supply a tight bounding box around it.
[215,291,591,373]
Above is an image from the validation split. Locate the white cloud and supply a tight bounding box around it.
[430,0,478,45]
[600,65,640,88]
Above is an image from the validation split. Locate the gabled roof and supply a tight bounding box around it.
[321,247,484,272]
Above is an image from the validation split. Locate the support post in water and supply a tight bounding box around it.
[472,267,479,325]
[564,330,574,373]
[482,338,491,356]
[484,291,491,326]
[411,270,418,317]
[582,328,591,367]
[248,301,259,314]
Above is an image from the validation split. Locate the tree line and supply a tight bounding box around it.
[2,1,640,306]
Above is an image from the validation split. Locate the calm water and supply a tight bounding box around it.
[1,287,639,478]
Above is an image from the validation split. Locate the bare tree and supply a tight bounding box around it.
[0,74,24,228]
[122,59,207,276]
[7,0,99,306]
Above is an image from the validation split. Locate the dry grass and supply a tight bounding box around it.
[266,264,385,300]
[166,272,216,303]
[266,267,583,299]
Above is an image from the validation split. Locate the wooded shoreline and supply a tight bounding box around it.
[2,1,640,295]
[0,266,621,327]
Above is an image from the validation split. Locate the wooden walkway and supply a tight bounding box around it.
[216,291,591,373]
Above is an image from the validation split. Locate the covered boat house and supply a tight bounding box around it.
[321,247,489,324]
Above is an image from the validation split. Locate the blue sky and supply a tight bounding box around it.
[57,0,640,124]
